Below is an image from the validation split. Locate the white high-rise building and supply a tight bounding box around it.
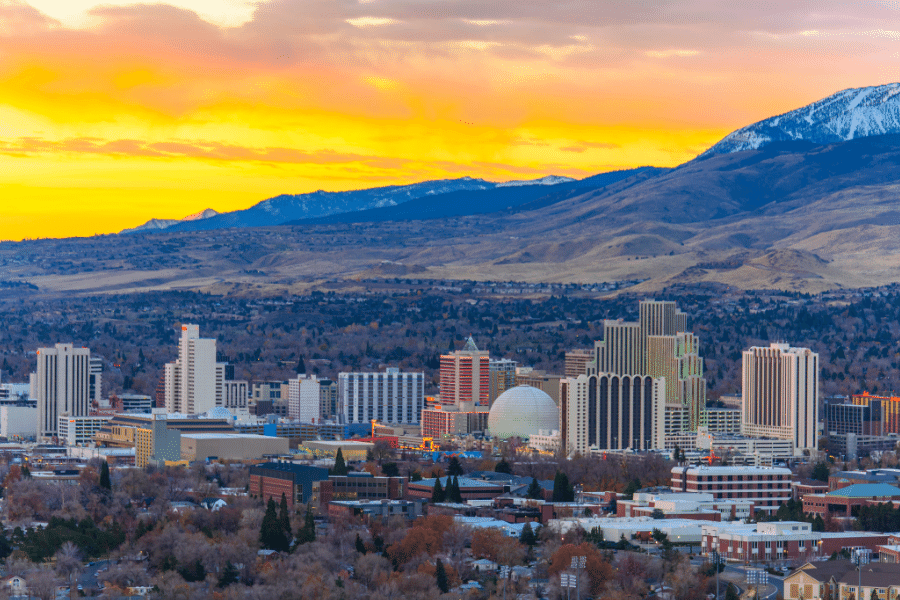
[163,324,225,415]
[288,375,320,423]
[223,380,249,415]
[741,343,819,454]
[339,368,424,425]
[35,343,92,440]
[89,356,103,406]
[561,373,666,455]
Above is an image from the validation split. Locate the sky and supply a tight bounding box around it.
[1,0,899,241]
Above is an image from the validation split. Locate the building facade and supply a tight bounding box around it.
[338,368,424,425]
[440,337,489,409]
[249,462,330,508]
[288,375,321,423]
[562,373,666,455]
[164,325,225,415]
[489,359,517,404]
[671,465,792,514]
[36,343,93,440]
[222,380,248,414]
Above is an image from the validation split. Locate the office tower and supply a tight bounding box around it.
[338,368,424,425]
[515,368,563,406]
[35,343,92,440]
[489,358,517,404]
[591,300,707,431]
[561,373,665,455]
[742,343,819,453]
[851,393,900,434]
[223,380,249,414]
[288,375,321,422]
[564,349,594,379]
[319,379,338,420]
[89,357,103,405]
[163,324,225,415]
[440,337,489,410]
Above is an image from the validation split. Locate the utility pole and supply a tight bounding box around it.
[571,556,586,600]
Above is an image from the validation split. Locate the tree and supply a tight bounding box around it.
[623,478,642,499]
[548,542,614,598]
[99,461,111,491]
[812,462,831,482]
[382,462,399,477]
[651,508,666,519]
[218,561,240,588]
[495,460,512,474]
[333,448,349,476]
[431,478,446,503]
[447,456,464,476]
[519,522,537,546]
[527,477,543,500]
[355,533,367,554]
[296,505,316,545]
[725,583,740,600]
[553,471,574,502]
[448,476,463,503]
[296,356,306,374]
[260,497,289,552]
[278,493,292,541]
[435,558,450,593]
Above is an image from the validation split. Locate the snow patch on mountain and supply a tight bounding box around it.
[701,82,900,157]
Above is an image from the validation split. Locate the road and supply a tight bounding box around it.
[691,559,785,600]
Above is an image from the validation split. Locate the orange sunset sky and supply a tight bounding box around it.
[1,0,899,241]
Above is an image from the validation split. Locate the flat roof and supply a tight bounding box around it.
[181,433,278,440]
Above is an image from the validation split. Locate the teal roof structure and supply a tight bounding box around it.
[826,483,900,498]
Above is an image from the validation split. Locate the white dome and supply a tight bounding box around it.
[204,407,235,420]
[488,385,559,439]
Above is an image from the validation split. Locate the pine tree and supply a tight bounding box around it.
[332,448,349,476]
[527,477,542,500]
[623,478,642,499]
[296,356,306,374]
[260,497,289,551]
[519,522,536,546]
[494,460,512,474]
[435,558,450,593]
[99,461,111,491]
[355,533,366,554]
[432,478,446,503]
[218,562,240,588]
[552,471,574,502]
[725,583,740,600]
[812,462,830,482]
[449,475,464,503]
[296,505,316,545]
[448,456,464,476]
[278,493,292,541]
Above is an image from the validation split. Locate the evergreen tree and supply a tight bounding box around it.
[725,583,740,600]
[332,448,349,476]
[260,497,289,551]
[623,478,642,499]
[355,533,366,554]
[811,462,831,482]
[527,477,542,500]
[519,522,536,546]
[382,462,399,477]
[448,456,464,476]
[21,465,30,479]
[296,356,306,374]
[296,505,316,545]
[449,475,463,503]
[552,471,574,502]
[435,558,450,593]
[494,460,512,474]
[99,461,111,491]
[278,493,292,541]
[432,478,446,503]
[218,562,240,588]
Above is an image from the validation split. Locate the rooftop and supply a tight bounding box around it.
[825,483,900,498]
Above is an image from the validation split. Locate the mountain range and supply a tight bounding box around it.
[7,82,900,296]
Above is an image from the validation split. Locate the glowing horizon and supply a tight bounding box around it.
[1,0,899,241]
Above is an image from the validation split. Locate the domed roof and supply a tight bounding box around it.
[204,407,235,420]
[488,385,559,440]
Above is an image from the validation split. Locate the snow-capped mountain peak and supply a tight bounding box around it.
[700,82,900,157]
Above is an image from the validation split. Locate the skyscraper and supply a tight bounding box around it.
[338,368,424,425]
[488,358,517,404]
[288,374,321,423]
[561,373,665,454]
[440,337,489,410]
[164,324,225,415]
[36,343,92,440]
[741,343,819,453]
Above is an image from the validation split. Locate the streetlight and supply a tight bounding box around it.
[561,573,576,600]
[500,565,510,600]
[571,556,586,600]
[747,568,768,599]
[711,551,725,600]
[855,549,871,600]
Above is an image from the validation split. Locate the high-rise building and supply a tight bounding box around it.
[89,357,103,406]
[488,358,517,404]
[741,343,819,453]
[440,337,489,410]
[338,368,424,425]
[515,368,563,406]
[591,300,707,432]
[35,343,93,440]
[564,349,594,379]
[319,379,338,420]
[223,380,249,414]
[163,324,225,415]
[851,392,900,434]
[288,375,321,423]
[561,373,666,455]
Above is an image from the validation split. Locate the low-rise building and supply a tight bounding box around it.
[180,433,289,462]
[57,413,110,446]
[802,483,900,517]
[249,462,329,508]
[312,472,405,506]
[328,499,427,520]
[671,465,792,514]
[617,491,754,521]
[406,476,508,502]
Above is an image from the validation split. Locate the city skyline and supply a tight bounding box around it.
[2,1,899,240]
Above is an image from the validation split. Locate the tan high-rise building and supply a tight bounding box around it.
[564,349,594,379]
[593,320,642,376]
[164,324,225,415]
[742,343,819,454]
[36,343,92,441]
[489,358,517,404]
[439,337,489,410]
